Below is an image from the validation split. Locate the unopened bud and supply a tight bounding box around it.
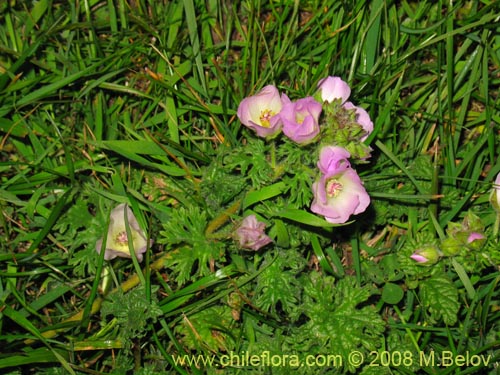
[410,245,441,265]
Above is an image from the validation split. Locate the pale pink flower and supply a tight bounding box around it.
[237,85,285,137]
[466,231,486,250]
[96,204,152,261]
[410,254,429,263]
[316,146,351,174]
[317,76,351,104]
[310,146,370,224]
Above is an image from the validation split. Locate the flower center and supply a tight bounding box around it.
[326,179,343,198]
[259,109,274,128]
[115,231,128,245]
[295,112,305,125]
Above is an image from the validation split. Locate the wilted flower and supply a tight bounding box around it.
[317,76,351,104]
[310,146,370,224]
[410,245,441,265]
[235,215,272,251]
[281,96,322,144]
[490,172,500,212]
[96,203,152,261]
[237,85,285,138]
[343,101,374,141]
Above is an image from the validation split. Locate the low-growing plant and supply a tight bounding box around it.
[0,0,499,374]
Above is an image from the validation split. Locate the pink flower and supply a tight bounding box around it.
[343,101,374,141]
[310,146,370,224]
[317,76,351,104]
[237,85,285,137]
[235,215,272,251]
[96,204,152,262]
[281,96,322,144]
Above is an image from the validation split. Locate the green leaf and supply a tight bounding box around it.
[27,188,73,253]
[273,208,350,228]
[14,60,105,110]
[381,282,404,305]
[0,348,64,369]
[242,181,287,209]
[159,206,225,284]
[0,117,28,137]
[253,251,306,317]
[310,234,334,275]
[101,286,162,342]
[419,271,459,325]
[95,140,187,176]
[2,305,74,374]
[100,139,208,163]
[175,305,235,353]
[160,265,238,315]
[271,219,290,248]
[296,274,385,373]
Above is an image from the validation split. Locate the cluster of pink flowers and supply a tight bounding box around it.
[236,85,323,143]
[237,77,373,148]
[235,76,374,250]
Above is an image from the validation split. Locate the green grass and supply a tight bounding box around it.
[1,0,499,374]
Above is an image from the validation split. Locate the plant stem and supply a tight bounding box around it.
[204,199,241,237]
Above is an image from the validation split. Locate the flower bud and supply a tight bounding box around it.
[462,211,484,233]
[466,232,486,250]
[410,245,441,265]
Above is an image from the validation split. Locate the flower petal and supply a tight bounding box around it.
[343,101,373,141]
[317,146,351,175]
[317,76,351,104]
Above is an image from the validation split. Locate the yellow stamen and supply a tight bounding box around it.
[259,109,274,128]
